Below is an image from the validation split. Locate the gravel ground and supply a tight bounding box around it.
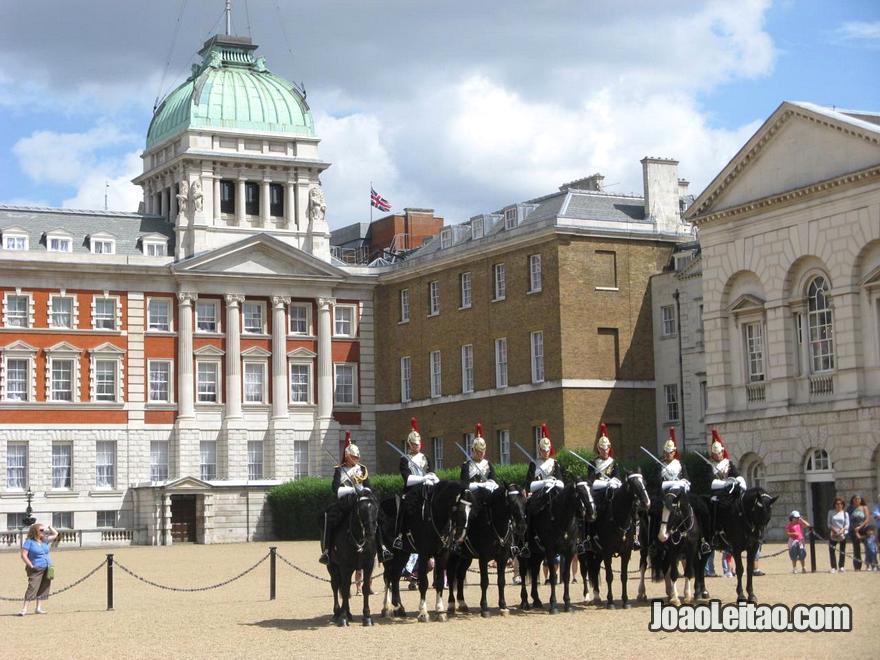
[1,541,876,659]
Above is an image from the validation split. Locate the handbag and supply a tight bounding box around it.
[46,566,55,580]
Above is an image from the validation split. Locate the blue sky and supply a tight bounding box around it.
[0,0,877,226]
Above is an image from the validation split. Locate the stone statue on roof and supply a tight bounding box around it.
[191,178,204,212]
[176,180,189,217]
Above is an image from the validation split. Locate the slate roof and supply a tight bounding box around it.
[0,205,175,256]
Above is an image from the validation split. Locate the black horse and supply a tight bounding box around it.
[447,484,528,618]
[328,490,380,627]
[580,472,650,609]
[380,480,473,622]
[694,486,777,603]
[518,481,594,614]
[642,488,705,606]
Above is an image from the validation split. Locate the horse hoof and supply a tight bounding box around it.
[363,617,373,627]
[669,598,681,607]
[533,600,543,609]
[395,606,407,618]
[481,610,490,619]
[499,608,510,617]
[622,602,632,610]
[563,603,571,613]
[737,596,747,604]
[337,617,349,627]
[417,613,428,623]
[458,604,469,614]
[701,590,710,600]
[636,594,647,602]
[520,601,531,611]
[606,602,616,610]
[549,605,559,615]
[437,612,448,623]
[748,594,758,604]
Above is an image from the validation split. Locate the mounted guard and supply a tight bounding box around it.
[460,423,499,494]
[708,429,747,548]
[392,417,439,549]
[657,428,690,543]
[525,424,563,500]
[589,423,621,508]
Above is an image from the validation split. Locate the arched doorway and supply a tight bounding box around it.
[805,448,834,536]
[741,452,765,490]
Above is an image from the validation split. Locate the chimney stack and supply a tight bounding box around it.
[560,173,604,192]
[641,157,681,234]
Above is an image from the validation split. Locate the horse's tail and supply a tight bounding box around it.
[650,545,666,582]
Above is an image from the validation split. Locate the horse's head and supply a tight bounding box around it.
[574,480,597,522]
[742,487,778,537]
[355,489,379,534]
[626,471,650,511]
[505,484,528,537]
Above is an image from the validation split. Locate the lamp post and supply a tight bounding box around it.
[23,487,36,526]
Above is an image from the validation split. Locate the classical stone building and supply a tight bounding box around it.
[374,163,694,471]
[0,34,378,545]
[685,101,880,537]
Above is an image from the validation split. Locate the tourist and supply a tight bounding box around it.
[863,526,878,572]
[19,523,59,615]
[785,511,812,573]
[847,495,869,571]
[827,497,849,573]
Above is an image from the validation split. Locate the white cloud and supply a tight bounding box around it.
[833,21,880,47]
[12,125,142,211]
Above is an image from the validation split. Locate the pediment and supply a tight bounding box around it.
[2,225,28,235]
[90,342,126,354]
[241,346,271,358]
[1,340,38,353]
[165,475,213,489]
[194,345,225,357]
[174,233,347,280]
[45,341,83,353]
[287,347,317,359]
[688,102,880,220]
[729,293,766,313]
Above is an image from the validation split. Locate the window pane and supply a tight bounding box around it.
[7,443,27,489]
[149,362,170,402]
[95,360,117,401]
[334,306,354,335]
[293,440,309,479]
[197,302,217,332]
[400,356,412,402]
[197,362,218,402]
[269,184,284,217]
[244,363,264,403]
[51,360,73,401]
[150,441,169,481]
[334,365,355,404]
[248,441,264,480]
[400,289,410,321]
[6,295,28,327]
[52,444,72,489]
[243,303,263,333]
[51,297,73,328]
[220,180,235,214]
[200,441,217,481]
[290,305,309,334]
[95,441,115,488]
[148,299,170,331]
[495,338,508,388]
[290,363,310,403]
[6,358,28,401]
[95,298,116,329]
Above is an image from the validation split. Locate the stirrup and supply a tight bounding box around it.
[392,535,404,550]
[700,540,711,555]
[381,546,394,562]
[319,551,329,565]
[518,545,531,559]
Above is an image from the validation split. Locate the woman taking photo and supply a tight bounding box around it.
[827,497,849,573]
[19,522,59,615]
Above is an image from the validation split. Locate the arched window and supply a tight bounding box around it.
[807,276,834,372]
[805,448,832,472]
[740,453,765,489]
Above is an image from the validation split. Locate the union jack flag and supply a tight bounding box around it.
[371,187,391,212]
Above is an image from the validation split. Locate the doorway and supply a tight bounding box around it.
[170,494,198,543]
[804,448,834,537]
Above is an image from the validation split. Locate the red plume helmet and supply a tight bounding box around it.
[663,427,679,460]
[597,423,613,457]
[710,429,729,459]
[411,417,419,433]
[341,431,352,461]
[540,423,555,457]
[475,422,483,438]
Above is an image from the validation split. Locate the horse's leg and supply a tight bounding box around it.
[588,556,602,605]
[338,567,352,627]
[362,562,374,626]
[497,552,509,616]
[456,556,469,613]
[604,555,615,609]
[637,547,648,602]
[445,555,457,614]
[531,557,543,609]
[666,565,680,606]
[620,550,631,608]
[746,547,757,604]
[733,551,745,602]
[518,554,530,610]
[417,555,430,622]
[560,553,571,613]
[548,556,558,614]
[478,556,490,617]
[331,566,341,621]
[433,554,448,622]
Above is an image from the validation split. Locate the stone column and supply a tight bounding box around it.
[159,187,167,219]
[260,178,270,227]
[285,179,295,229]
[144,183,153,214]
[225,294,244,419]
[177,292,197,419]
[236,177,246,225]
[169,179,178,222]
[213,175,221,225]
[317,297,335,420]
[272,296,291,419]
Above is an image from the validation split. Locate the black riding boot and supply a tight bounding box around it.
[319,512,330,565]
[392,496,405,549]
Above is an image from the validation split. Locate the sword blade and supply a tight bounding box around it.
[639,445,665,468]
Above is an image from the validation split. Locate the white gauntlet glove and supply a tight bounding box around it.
[337,486,355,498]
[425,473,440,486]
[609,477,622,489]
[407,475,426,487]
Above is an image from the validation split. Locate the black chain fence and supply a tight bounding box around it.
[0,558,107,602]
[114,553,269,592]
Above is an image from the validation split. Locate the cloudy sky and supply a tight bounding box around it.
[0,0,878,227]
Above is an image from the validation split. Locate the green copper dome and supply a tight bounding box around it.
[146,35,315,148]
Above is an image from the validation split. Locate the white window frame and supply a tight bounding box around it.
[806,275,835,373]
[504,207,517,230]
[293,440,309,479]
[493,263,506,301]
[661,305,676,337]
[399,289,410,323]
[150,440,169,481]
[430,350,442,398]
[432,437,444,470]
[3,292,32,328]
[243,360,268,404]
[51,442,73,490]
[6,442,28,491]
[400,356,412,403]
[3,228,28,250]
[461,344,474,394]
[497,429,511,465]
[196,300,221,334]
[95,440,116,490]
[143,239,168,257]
[4,358,29,401]
[472,217,484,239]
[196,359,222,404]
[90,234,116,255]
[92,295,120,331]
[89,344,125,403]
[742,321,766,383]
[242,301,266,335]
[530,331,545,384]
[52,512,74,529]
[664,384,679,422]
[45,344,82,402]
[528,254,543,293]
[146,297,173,332]
[333,363,358,406]
[248,440,264,480]
[93,358,120,402]
[2,344,36,402]
[200,440,218,481]
[460,272,472,309]
[96,511,117,528]
[440,228,452,249]
[48,294,77,329]
[333,304,358,338]
[288,302,312,335]
[289,360,313,405]
[46,230,73,253]
[428,281,440,316]
[495,338,508,389]
[148,359,173,403]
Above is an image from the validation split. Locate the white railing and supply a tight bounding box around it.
[745,382,765,403]
[809,374,834,397]
[0,528,136,550]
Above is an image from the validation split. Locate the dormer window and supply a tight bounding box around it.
[440,228,452,249]
[472,217,484,240]
[3,228,28,250]
[90,233,116,255]
[141,234,169,257]
[504,207,517,230]
[45,230,73,253]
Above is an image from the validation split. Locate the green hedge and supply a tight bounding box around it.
[266,452,715,540]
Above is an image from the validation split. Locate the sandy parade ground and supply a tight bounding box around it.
[1,540,877,659]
